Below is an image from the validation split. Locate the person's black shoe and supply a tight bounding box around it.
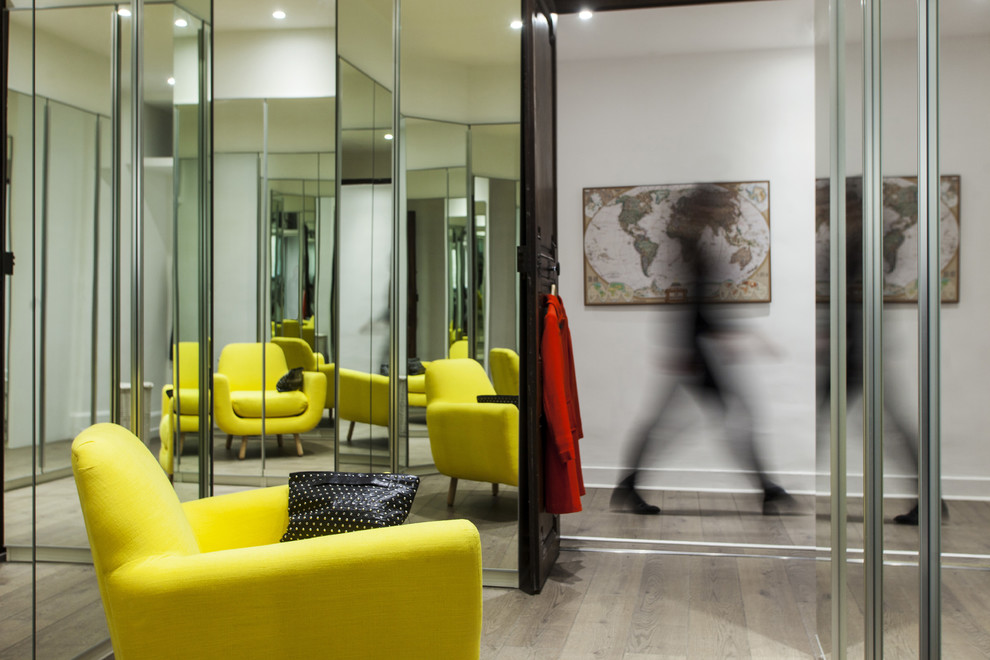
[893,505,918,525]
[893,501,950,526]
[610,484,661,515]
[762,484,798,514]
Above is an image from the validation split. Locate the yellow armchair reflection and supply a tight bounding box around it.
[73,423,483,660]
[489,347,520,396]
[337,366,391,442]
[158,342,201,476]
[272,336,335,410]
[213,342,326,459]
[426,359,519,506]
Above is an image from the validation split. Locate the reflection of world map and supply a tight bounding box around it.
[814,175,960,302]
[583,182,771,304]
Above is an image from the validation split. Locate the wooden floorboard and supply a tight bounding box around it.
[4,487,990,658]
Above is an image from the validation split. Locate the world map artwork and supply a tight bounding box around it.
[583,182,771,305]
[814,175,960,303]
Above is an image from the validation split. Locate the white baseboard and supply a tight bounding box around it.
[582,465,990,500]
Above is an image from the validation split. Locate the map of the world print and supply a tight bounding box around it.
[814,175,960,303]
[583,181,771,305]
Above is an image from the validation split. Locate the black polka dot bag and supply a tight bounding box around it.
[280,471,420,542]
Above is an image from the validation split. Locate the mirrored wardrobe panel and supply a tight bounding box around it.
[2,0,212,656]
[208,0,335,485]
[397,0,521,577]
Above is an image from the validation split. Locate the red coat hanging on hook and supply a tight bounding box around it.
[541,293,585,514]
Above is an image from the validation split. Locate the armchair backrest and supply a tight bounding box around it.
[489,348,519,396]
[449,339,469,359]
[73,424,200,578]
[425,359,495,405]
[218,342,289,391]
[281,318,301,338]
[272,337,318,371]
[174,342,200,389]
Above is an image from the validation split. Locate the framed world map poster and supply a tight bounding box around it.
[583,181,771,305]
[813,175,961,303]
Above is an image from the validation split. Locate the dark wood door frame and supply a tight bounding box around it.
[519,0,560,595]
[1,5,9,561]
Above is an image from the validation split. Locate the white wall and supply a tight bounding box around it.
[214,153,261,354]
[7,16,112,116]
[557,45,817,495]
[214,29,336,100]
[558,25,990,499]
[338,184,393,371]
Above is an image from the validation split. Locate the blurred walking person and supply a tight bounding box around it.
[611,184,793,515]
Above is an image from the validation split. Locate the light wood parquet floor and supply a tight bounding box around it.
[4,483,990,658]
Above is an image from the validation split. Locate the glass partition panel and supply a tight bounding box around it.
[471,122,520,367]
[935,1,990,655]
[337,54,393,472]
[211,97,265,480]
[1,2,211,657]
[212,100,335,479]
[398,0,521,577]
[403,119,468,479]
[877,0,923,654]
[9,6,116,541]
[554,0,819,621]
[166,5,211,496]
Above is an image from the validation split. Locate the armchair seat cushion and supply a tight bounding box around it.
[231,390,309,418]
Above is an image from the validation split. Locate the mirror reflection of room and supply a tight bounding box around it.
[396,0,522,575]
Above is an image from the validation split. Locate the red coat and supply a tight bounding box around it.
[541,294,585,514]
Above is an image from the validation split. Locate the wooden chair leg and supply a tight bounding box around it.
[492,483,499,497]
[294,434,303,456]
[276,434,284,448]
[238,437,248,460]
[447,477,458,507]
[225,434,233,450]
[346,421,355,443]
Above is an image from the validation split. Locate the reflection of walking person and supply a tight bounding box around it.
[815,178,944,526]
[611,185,795,515]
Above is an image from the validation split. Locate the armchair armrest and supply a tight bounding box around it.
[317,363,335,409]
[212,371,234,425]
[300,371,327,413]
[107,520,482,660]
[182,485,289,552]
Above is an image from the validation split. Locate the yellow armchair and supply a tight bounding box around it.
[449,339,469,359]
[489,348,520,396]
[337,366,391,441]
[72,423,483,660]
[426,359,519,506]
[272,336,335,410]
[214,342,326,459]
[158,342,202,475]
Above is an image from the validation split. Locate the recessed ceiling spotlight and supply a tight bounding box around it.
[117,7,131,17]
[272,10,286,20]
[510,19,523,29]
[174,18,188,27]
[383,133,394,141]
[579,10,593,20]
[167,76,176,86]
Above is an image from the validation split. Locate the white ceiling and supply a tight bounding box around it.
[558,0,816,60]
[557,0,990,62]
[10,0,990,79]
[214,0,335,31]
